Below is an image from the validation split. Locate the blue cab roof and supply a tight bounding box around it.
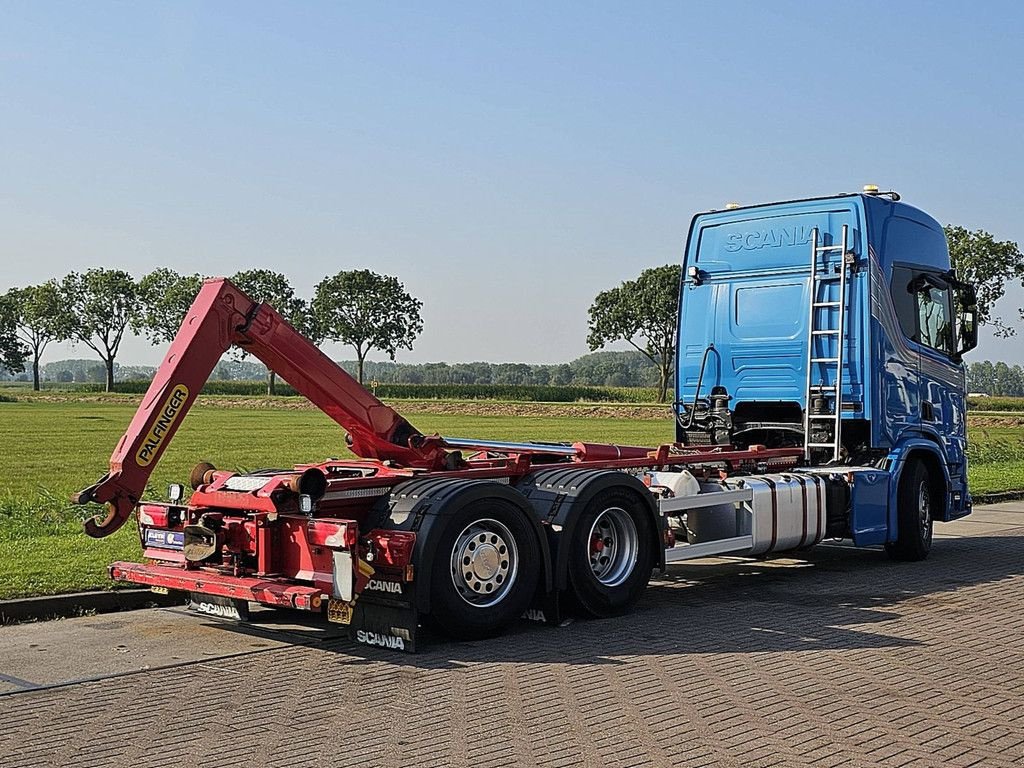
[685,192,949,274]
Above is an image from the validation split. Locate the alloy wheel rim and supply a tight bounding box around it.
[587,506,639,587]
[450,518,518,608]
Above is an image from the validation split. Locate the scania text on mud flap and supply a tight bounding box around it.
[74,188,978,651]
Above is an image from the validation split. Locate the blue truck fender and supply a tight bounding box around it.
[885,438,953,530]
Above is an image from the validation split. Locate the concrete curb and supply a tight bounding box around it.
[974,490,1024,505]
[0,589,185,625]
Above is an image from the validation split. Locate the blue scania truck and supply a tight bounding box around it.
[661,186,978,564]
[79,186,981,650]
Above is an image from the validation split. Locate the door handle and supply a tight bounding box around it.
[921,400,935,421]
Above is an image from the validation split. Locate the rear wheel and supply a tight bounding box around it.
[567,489,654,617]
[885,458,935,562]
[427,499,540,640]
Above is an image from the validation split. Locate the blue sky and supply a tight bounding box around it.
[2,2,1022,365]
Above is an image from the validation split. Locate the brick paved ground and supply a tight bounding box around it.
[1,510,1022,768]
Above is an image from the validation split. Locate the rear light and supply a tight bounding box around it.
[138,504,169,528]
[369,530,416,567]
[310,519,358,549]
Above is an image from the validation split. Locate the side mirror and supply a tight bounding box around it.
[953,283,979,360]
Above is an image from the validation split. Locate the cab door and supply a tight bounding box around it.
[889,266,967,517]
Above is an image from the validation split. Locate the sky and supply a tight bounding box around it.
[2,1,1023,367]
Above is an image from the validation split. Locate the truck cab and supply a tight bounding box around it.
[674,189,978,549]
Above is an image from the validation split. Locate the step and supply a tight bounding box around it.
[812,301,841,308]
[811,329,840,335]
[810,357,839,363]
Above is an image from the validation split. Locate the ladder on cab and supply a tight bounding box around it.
[803,224,850,462]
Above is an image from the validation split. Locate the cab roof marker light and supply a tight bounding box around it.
[862,184,901,201]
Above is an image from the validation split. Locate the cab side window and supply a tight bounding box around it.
[890,267,955,356]
[916,282,953,354]
[891,266,917,341]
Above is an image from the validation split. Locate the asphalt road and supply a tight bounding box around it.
[1,504,1023,768]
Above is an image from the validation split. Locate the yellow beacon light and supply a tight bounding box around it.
[725,202,740,210]
[863,184,880,194]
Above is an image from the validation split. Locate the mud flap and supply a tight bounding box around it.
[188,593,251,621]
[521,589,566,627]
[348,597,419,653]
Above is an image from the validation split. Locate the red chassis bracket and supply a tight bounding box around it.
[110,561,324,611]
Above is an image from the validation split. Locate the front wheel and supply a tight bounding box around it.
[885,458,935,562]
[427,499,540,640]
[567,489,655,617]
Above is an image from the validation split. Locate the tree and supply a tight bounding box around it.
[62,269,138,392]
[993,361,1013,396]
[586,264,681,402]
[312,270,423,384]
[0,292,27,377]
[5,281,71,390]
[945,226,1024,337]
[966,360,995,394]
[134,269,205,344]
[230,270,316,395]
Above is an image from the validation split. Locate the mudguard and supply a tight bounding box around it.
[886,437,960,528]
[379,477,553,616]
[516,468,665,599]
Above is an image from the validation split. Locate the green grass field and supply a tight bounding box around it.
[1,398,1021,599]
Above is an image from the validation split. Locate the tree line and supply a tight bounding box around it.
[0,263,686,401]
[966,361,1024,396]
[4,350,664,389]
[0,268,422,394]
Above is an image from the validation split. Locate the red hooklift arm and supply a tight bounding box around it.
[74,278,442,538]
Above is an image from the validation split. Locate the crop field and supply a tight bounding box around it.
[1,397,1022,600]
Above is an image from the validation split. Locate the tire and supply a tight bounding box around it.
[885,458,935,562]
[567,489,655,617]
[426,497,541,640]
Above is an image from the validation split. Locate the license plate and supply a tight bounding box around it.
[144,529,185,550]
[327,599,354,625]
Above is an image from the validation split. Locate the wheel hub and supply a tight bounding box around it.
[450,519,518,608]
[468,544,501,580]
[919,482,932,534]
[587,506,639,588]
